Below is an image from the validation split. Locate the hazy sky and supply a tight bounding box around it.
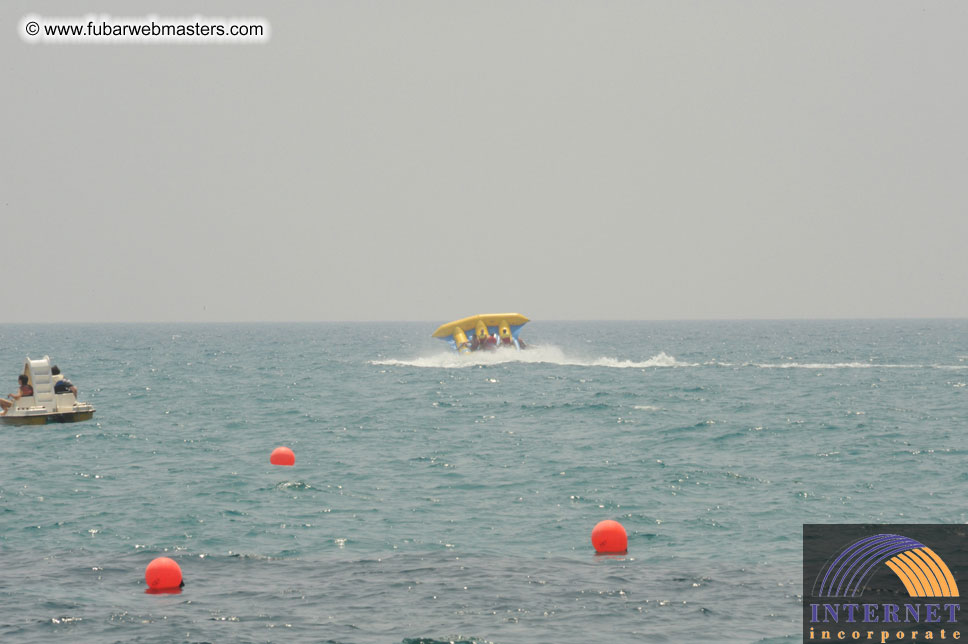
[3,2,966,322]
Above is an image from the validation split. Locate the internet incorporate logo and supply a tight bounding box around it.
[803,525,965,643]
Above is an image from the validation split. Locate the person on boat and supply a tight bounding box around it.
[0,375,33,414]
[51,365,78,396]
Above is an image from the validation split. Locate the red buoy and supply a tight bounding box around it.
[145,557,182,590]
[591,519,628,554]
[270,446,295,466]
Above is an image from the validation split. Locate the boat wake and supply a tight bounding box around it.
[371,349,968,371]
[370,347,692,369]
[711,361,968,370]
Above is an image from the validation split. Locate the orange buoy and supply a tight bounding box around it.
[270,446,295,466]
[591,519,628,554]
[145,556,183,590]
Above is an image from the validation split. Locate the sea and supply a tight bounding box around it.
[0,320,965,644]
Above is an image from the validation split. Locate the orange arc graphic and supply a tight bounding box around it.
[911,548,950,596]
[885,559,919,597]
[922,547,959,596]
[886,548,959,598]
[897,551,941,596]
[888,555,927,596]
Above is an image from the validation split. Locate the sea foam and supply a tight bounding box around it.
[370,347,692,369]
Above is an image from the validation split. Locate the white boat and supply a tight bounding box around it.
[0,356,95,425]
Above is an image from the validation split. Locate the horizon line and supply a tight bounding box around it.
[1,316,966,325]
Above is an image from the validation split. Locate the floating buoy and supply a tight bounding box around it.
[145,556,183,590]
[270,446,295,466]
[591,519,628,554]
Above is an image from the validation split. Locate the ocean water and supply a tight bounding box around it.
[0,320,965,643]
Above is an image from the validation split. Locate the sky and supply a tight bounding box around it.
[2,1,966,322]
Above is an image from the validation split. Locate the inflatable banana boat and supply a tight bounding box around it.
[432,313,529,353]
